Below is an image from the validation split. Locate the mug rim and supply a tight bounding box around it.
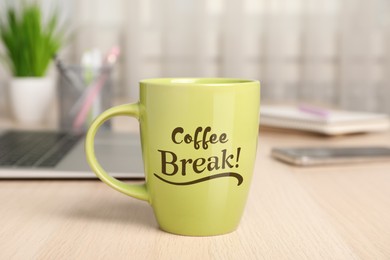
[140,78,259,87]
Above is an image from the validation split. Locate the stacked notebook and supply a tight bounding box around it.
[260,105,390,135]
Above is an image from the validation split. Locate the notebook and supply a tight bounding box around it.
[0,130,144,179]
[260,105,390,135]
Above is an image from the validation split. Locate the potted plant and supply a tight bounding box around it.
[0,2,64,124]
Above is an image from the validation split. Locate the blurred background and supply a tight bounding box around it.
[1,0,390,121]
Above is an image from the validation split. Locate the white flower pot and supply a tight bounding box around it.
[10,77,55,124]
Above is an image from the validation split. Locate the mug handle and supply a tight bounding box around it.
[85,103,149,202]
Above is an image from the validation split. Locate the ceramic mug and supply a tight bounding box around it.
[85,78,260,236]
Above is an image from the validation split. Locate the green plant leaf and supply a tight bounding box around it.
[0,2,66,77]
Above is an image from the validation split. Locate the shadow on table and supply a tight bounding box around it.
[59,196,158,230]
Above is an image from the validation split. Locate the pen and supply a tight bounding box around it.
[298,104,330,118]
[72,47,120,132]
[53,54,84,91]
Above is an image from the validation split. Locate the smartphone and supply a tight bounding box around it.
[271,146,390,166]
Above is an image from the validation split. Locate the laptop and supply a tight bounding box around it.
[0,130,144,179]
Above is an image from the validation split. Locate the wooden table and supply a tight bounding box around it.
[1,130,390,259]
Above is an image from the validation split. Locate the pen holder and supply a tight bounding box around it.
[57,65,112,132]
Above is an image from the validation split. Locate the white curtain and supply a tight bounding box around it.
[2,0,390,114]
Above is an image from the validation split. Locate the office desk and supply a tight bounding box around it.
[1,130,390,259]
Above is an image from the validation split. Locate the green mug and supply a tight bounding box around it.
[85,78,260,236]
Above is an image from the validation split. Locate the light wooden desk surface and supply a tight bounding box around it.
[1,129,390,259]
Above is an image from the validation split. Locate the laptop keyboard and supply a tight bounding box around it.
[0,131,83,168]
